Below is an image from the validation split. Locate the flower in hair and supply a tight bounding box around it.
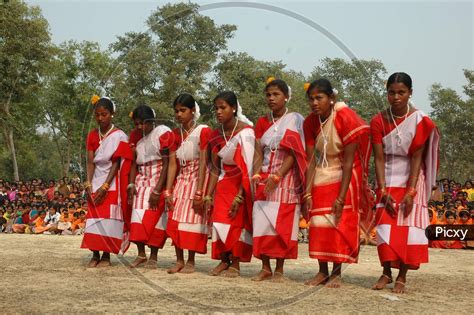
[303,83,310,92]
[91,95,100,106]
[129,111,134,119]
[266,76,276,84]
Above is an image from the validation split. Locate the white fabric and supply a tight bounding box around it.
[84,218,124,239]
[193,101,201,121]
[178,222,208,234]
[176,124,207,162]
[259,112,305,173]
[218,128,255,179]
[92,130,128,193]
[136,125,171,165]
[376,224,391,246]
[236,101,254,126]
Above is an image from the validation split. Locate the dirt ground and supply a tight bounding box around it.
[0,234,472,313]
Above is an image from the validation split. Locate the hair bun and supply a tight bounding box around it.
[303,82,310,92]
[91,95,100,106]
[266,76,276,84]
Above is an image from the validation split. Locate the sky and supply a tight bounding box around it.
[27,0,474,113]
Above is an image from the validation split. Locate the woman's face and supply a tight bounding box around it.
[387,82,412,112]
[214,98,235,124]
[307,87,333,117]
[446,216,455,225]
[265,86,287,113]
[94,106,113,130]
[133,118,154,135]
[174,103,194,126]
[465,182,472,189]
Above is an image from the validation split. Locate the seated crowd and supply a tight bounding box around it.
[0,177,87,235]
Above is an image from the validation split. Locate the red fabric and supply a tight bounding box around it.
[86,129,100,152]
[166,218,208,254]
[112,141,133,231]
[129,195,167,248]
[81,232,123,254]
[303,113,319,147]
[159,130,177,151]
[129,128,143,148]
[254,116,271,139]
[409,116,436,155]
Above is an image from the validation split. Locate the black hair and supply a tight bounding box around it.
[39,210,46,215]
[213,91,238,116]
[132,104,155,122]
[94,98,115,114]
[306,79,334,97]
[386,72,412,90]
[265,79,290,97]
[173,93,196,109]
[445,210,456,218]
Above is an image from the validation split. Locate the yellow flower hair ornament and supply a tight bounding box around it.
[266,76,276,84]
[129,111,134,119]
[303,83,310,92]
[91,95,100,106]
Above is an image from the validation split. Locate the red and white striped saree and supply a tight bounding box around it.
[210,127,255,262]
[252,113,307,259]
[371,110,439,269]
[167,125,212,254]
[81,129,133,254]
[129,126,175,248]
[304,102,371,264]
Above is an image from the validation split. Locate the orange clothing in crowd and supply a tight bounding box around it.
[299,217,309,229]
[71,217,85,232]
[34,217,50,234]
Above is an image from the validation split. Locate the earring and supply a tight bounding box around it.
[111,115,114,118]
[285,98,288,102]
[330,101,334,104]
[233,110,236,113]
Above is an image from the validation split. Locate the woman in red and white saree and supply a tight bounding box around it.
[205,91,255,278]
[371,72,439,293]
[303,79,371,288]
[82,96,133,268]
[251,78,306,282]
[127,105,176,269]
[166,93,212,274]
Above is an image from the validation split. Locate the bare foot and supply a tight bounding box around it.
[325,274,342,288]
[251,269,272,281]
[145,259,158,269]
[167,262,184,274]
[96,259,112,268]
[304,272,329,286]
[87,257,99,268]
[372,274,393,290]
[392,279,406,294]
[129,256,147,269]
[221,266,240,278]
[179,262,195,274]
[271,271,289,283]
[209,262,229,276]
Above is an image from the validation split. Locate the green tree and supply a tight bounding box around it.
[309,58,387,122]
[37,40,113,177]
[0,1,52,180]
[206,52,307,126]
[429,70,474,180]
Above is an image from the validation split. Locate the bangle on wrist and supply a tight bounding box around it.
[101,183,110,191]
[270,174,281,184]
[203,195,213,202]
[251,174,262,181]
[127,183,135,189]
[406,187,417,198]
[151,190,160,196]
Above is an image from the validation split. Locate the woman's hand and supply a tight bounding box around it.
[148,192,160,210]
[228,198,241,219]
[332,200,344,226]
[302,198,312,221]
[127,186,136,206]
[263,176,278,195]
[400,194,414,218]
[93,188,107,205]
[381,194,396,218]
[193,198,204,214]
[251,175,262,192]
[165,195,174,212]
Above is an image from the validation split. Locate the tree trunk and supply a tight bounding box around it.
[1,124,19,181]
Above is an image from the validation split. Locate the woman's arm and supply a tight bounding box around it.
[402,144,426,217]
[93,158,121,205]
[302,144,316,219]
[332,143,358,226]
[164,151,177,210]
[373,143,395,217]
[193,147,209,212]
[148,149,169,209]
[204,151,220,213]
[85,150,95,196]
[264,151,295,194]
[127,150,138,205]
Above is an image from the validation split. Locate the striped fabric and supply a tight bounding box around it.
[372,110,439,269]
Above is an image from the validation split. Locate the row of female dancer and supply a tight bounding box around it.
[81,72,439,293]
